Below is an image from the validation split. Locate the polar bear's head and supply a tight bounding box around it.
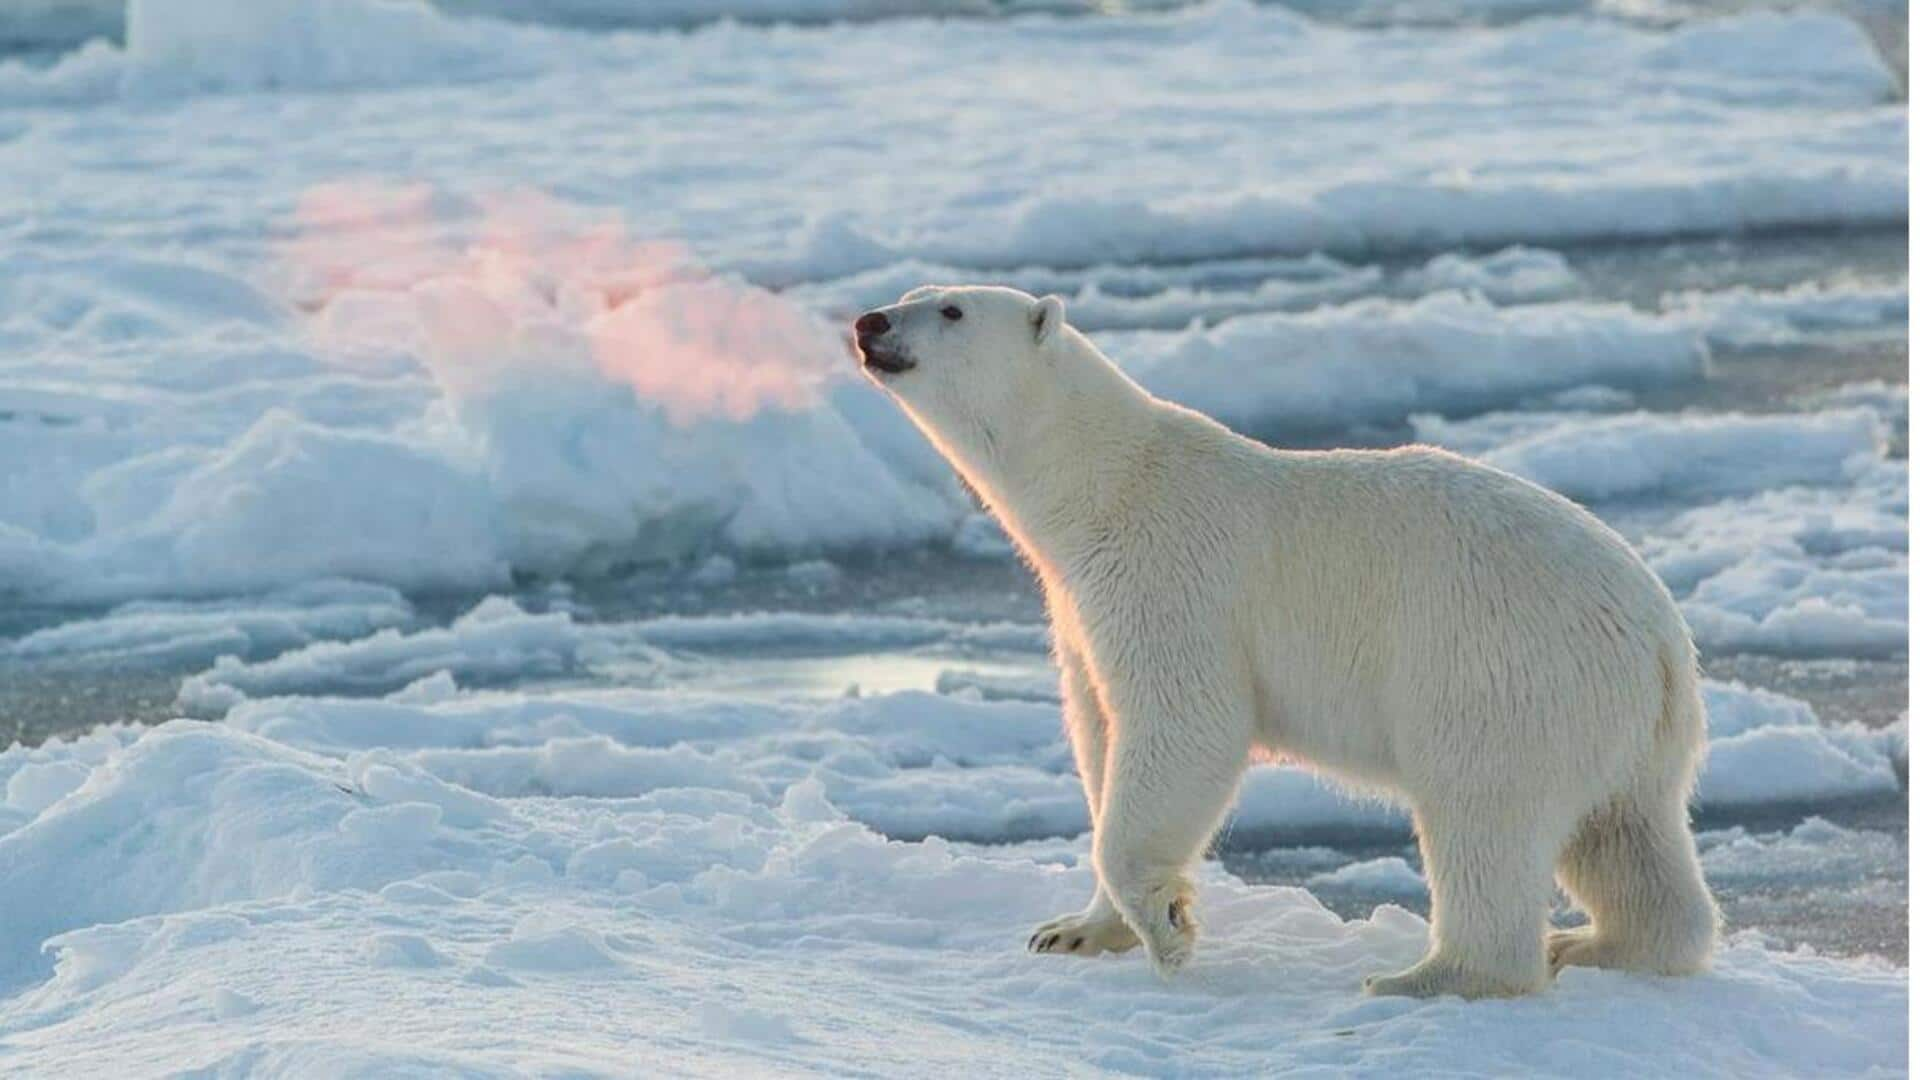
[853,284,1069,467]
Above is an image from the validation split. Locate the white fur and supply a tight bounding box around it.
[858,286,1720,998]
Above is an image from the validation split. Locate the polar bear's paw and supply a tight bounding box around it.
[1546,926,1598,971]
[1547,925,1703,975]
[1364,957,1539,1000]
[1125,883,1198,978]
[1027,909,1139,957]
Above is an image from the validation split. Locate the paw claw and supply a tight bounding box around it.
[1026,908,1140,958]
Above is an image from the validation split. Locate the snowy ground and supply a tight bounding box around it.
[0,0,1908,1075]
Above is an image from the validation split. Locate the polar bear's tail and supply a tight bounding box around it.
[1551,642,1720,977]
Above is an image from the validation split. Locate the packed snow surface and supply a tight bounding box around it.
[0,705,1905,1076]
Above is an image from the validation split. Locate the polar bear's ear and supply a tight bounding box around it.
[1030,295,1066,346]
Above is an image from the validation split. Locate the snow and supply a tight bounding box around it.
[0,718,1904,1075]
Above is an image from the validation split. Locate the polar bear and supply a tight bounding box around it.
[854,285,1720,998]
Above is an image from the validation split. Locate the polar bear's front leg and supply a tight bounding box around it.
[1091,660,1253,977]
[1029,647,1139,957]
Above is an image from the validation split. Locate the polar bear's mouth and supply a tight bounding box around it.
[860,345,915,375]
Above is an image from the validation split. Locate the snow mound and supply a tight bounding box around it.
[0,719,1903,1075]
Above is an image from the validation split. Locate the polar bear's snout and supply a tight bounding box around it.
[854,309,915,375]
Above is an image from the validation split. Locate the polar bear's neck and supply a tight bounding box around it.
[953,333,1166,576]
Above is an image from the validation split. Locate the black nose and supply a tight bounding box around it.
[855,311,890,338]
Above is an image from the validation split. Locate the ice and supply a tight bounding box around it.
[441,0,999,30]
[1671,281,1909,348]
[1472,409,1887,502]
[1645,461,1907,658]
[176,596,669,711]
[0,717,1902,1075]
[1695,722,1904,807]
[5,581,412,665]
[786,253,1388,330]
[1101,292,1703,433]
[174,598,1054,713]
[1308,856,1428,898]
[1700,681,1821,739]
[1696,817,1905,888]
[1401,247,1582,304]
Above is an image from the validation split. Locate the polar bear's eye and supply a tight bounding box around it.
[940,305,963,322]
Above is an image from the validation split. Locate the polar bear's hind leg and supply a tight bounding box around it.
[1365,803,1562,999]
[1551,788,1719,976]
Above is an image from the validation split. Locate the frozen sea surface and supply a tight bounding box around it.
[0,0,1906,1074]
